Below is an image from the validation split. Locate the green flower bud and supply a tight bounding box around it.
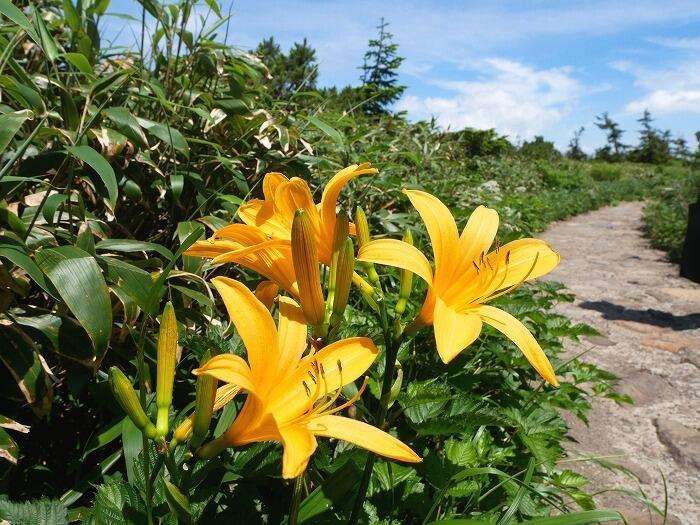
[190,374,217,449]
[156,302,178,437]
[354,207,380,286]
[330,238,354,327]
[109,367,156,438]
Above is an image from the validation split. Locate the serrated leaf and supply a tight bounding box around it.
[0,496,68,525]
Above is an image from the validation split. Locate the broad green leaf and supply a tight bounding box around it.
[100,256,153,311]
[103,107,148,148]
[63,52,94,77]
[0,428,19,464]
[0,75,44,113]
[62,0,80,31]
[36,246,112,364]
[292,461,363,524]
[136,117,190,157]
[0,327,52,416]
[0,240,56,297]
[0,109,33,152]
[88,69,129,98]
[35,11,61,61]
[96,239,174,260]
[13,312,94,364]
[91,477,145,524]
[307,115,345,148]
[0,1,41,48]
[65,145,118,209]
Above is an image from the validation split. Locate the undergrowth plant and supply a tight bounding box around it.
[0,1,683,523]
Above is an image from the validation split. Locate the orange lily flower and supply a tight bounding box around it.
[358,189,561,386]
[185,164,377,297]
[194,276,421,478]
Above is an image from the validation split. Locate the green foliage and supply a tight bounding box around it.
[0,496,68,525]
[0,1,679,523]
[643,164,700,261]
[594,112,627,161]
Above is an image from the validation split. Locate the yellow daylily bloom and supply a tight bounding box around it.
[194,276,421,478]
[184,164,377,297]
[357,189,561,386]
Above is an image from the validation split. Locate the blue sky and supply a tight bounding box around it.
[105,0,700,152]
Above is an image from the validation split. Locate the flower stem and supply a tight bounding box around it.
[348,295,400,524]
[289,474,305,525]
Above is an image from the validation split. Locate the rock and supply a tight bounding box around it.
[654,417,700,470]
[679,348,700,369]
[617,370,672,407]
[640,331,700,353]
[584,335,616,347]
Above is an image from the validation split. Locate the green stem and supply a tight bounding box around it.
[348,296,400,524]
[136,322,154,525]
[289,474,305,525]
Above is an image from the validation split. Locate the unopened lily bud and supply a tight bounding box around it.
[164,480,192,521]
[394,230,414,318]
[156,302,178,437]
[109,367,157,438]
[354,207,380,285]
[330,238,354,327]
[291,209,325,327]
[326,210,350,322]
[190,374,217,448]
[171,384,240,448]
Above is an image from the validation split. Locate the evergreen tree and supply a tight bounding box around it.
[672,136,691,161]
[566,126,586,160]
[633,109,670,164]
[360,18,405,114]
[255,37,318,98]
[594,112,627,161]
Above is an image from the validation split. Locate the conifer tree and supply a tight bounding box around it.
[255,37,318,98]
[566,126,586,160]
[360,18,405,114]
[594,112,627,161]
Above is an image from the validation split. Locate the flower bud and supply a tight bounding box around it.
[171,384,239,448]
[330,238,354,327]
[291,209,325,327]
[156,302,178,437]
[354,207,380,286]
[109,367,157,438]
[164,480,192,521]
[190,374,218,448]
[326,210,349,322]
[394,230,414,318]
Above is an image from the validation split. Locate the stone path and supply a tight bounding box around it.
[540,201,700,525]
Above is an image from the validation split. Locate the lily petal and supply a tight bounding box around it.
[211,277,280,392]
[274,179,321,235]
[254,281,279,310]
[263,172,290,201]
[452,205,499,276]
[433,297,483,363]
[279,424,318,479]
[403,189,459,275]
[194,354,257,394]
[484,239,560,298]
[307,415,421,463]
[269,337,378,422]
[238,199,291,239]
[277,296,309,377]
[320,163,377,248]
[476,304,559,386]
[358,239,434,285]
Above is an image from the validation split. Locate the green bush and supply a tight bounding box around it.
[589,163,622,181]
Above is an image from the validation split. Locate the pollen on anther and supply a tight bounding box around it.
[319,362,325,378]
[506,251,511,264]
[302,381,311,396]
[308,371,317,384]
[336,359,342,372]
[472,261,480,274]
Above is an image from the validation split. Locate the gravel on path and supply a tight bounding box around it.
[541,201,700,525]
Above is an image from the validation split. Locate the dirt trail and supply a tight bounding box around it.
[540,201,700,525]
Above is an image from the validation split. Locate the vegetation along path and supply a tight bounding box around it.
[541,201,700,525]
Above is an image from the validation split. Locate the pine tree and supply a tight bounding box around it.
[255,37,318,98]
[594,112,627,161]
[633,109,670,164]
[672,136,691,161]
[360,18,405,114]
[566,126,586,160]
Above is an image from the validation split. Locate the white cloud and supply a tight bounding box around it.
[397,59,581,140]
[616,38,700,115]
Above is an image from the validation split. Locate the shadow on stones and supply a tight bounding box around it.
[579,300,700,331]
